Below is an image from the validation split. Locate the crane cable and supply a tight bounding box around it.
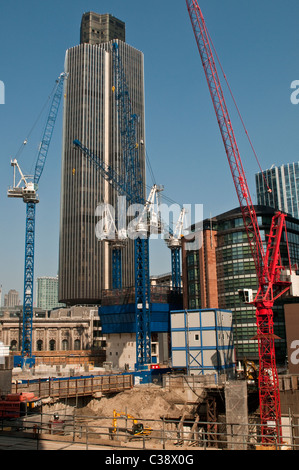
[14,81,58,170]
[205,25,272,194]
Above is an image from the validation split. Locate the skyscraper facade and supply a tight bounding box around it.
[256,162,299,219]
[80,12,126,45]
[4,289,20,308]
[59,13,146,305]
[36,276,64,311]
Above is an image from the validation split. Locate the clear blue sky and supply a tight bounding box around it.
[0,0,298,304]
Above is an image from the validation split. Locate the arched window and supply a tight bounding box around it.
[74,339,81,350]
[62,339,69,351]
[10,340,17,351]
[49,340,56,351]
[36,340,43,351]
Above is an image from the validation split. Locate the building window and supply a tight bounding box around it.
[10,340,17,351]
[74,339,80,350]
[62,339,69,351]
[49,340,56,351]
[36,340,43,351]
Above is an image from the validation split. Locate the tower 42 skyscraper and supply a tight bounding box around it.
[59,13,146,305]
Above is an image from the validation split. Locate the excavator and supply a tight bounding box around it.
[111,410,152,438]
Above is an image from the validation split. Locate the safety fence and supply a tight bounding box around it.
[0,410,299,450]
[11,374,133,399]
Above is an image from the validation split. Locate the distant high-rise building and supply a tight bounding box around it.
[80,12,125,45]
[4,289,20,307]
[59,13,146,305]
[256,162,299,219]
[182,205,299,365]
[36,276,64,311]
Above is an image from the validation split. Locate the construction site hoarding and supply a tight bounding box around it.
[284,303,299,374]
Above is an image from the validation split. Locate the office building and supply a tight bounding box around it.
[80,12,125,45]
[182,206,299,365]
[36,276,64,311]
[59,13,146,305]
[256,162,299,219]
[4,289,20,308]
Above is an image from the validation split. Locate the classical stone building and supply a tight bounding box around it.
[0,306,106,362]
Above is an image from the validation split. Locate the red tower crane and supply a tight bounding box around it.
[186,0,292,445]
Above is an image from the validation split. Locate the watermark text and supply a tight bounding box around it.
[0,81,4,104]
[290,80,299,105]
[95,197,203,251]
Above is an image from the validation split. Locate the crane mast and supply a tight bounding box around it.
[186,0,291,445]
[8,73,66,366]
[111,42,144,290]
[73,140,160,368]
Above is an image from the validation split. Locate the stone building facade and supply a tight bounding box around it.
[0,305,105,355]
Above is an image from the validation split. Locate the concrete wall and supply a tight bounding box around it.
[105,332,166,370]
[0,356,13,394]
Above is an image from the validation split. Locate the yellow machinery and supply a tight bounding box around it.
[244,359,258,385]
[112,410,152,437]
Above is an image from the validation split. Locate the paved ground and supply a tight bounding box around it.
[0,434,114,450]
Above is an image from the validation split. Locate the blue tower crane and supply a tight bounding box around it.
[74,43,180,369]
[112,42,183,297]
[8,73,66,367]
[110,42,144,290]
[73,140,157,368]
[165,207,186,294]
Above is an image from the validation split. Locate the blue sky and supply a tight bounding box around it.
[0,0,298,304]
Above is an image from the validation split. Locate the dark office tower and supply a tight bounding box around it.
[80,12,125,45]
[59,14,146,305]
[256,162,299,219]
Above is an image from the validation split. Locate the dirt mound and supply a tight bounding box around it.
[82,384,193,421]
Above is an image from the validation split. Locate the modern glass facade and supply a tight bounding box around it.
[36,276,64,311]
[59,14,146,305]
[182,206,299,365]
[256,162,299,219]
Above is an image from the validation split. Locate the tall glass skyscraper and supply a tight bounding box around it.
[255,162,299,219]
[59,13,146,305]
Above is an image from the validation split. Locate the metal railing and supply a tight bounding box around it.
[1,410,299,450]
[11,374,133,399]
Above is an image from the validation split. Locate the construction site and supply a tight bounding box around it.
[1,0,299,452]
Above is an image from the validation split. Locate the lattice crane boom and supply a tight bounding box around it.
[75,42,154,368]
[186,0,291,445]
[73,139,158,368]
[8,73,66,366]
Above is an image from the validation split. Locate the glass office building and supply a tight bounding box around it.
[182,206,299,365]
[36,276,64,311]
[59,13,146,305]
[256,162,299,219]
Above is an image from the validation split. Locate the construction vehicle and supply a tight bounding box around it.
[244,360,258,386]
[7,73,66,368]
[0,392,41,419]
[237,360,258,386]
[111,410,152,438]
[185,1,297,445]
